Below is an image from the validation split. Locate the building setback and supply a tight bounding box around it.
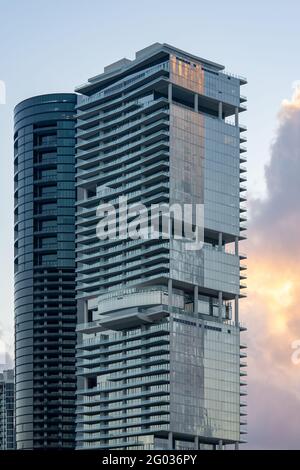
[75,43,247,450]
[0,369,15,449]
[14,94,77,449]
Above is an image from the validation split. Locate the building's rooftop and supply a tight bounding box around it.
[76,42,228,95]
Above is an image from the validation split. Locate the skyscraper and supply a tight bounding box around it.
[14,94,77,449]
[75,43,247,450]
[0,369,15,449]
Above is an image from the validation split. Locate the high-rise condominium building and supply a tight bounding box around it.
[0,369,15,449]
[75,43,247,450]
[14,94,77,449]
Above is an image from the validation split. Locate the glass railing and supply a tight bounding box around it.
[76,100,141,127]
[78,414,169,433]
[78,347,169,366]
[77,322,170,345]
[77,124,169,159]
[78,62,169,107]
[77,260,169,284]
[77,98,168,138]
[79,356,169,375]
[76,76,169,132]
[77,108,169,148]
[78,384,170,404]
[76,139,169,176]
[78,243,169,268]
[78,374,169,394]
[78,253,168,276]
[95,171,168,199]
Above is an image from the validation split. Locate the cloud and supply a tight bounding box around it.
[0,321,14,372]
[242,84,300,449]
[246,378,300,449]
[250,84,300,253]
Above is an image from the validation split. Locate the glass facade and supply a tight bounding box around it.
[0,369,15,449]
[169,316,240,441]
[75,43,247,449]
[14,94,77,449]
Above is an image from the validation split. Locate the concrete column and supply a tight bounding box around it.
[194,435,199,450]
[235,442,239,450]
[194,94,199,112]
[84,376,88,390]
[194,285,198,315]
[168,279,173,309]
[218,101,223,119]
[218,291,223,322]
[83,300,88,323]
[235,236,239,256]
[218,439,223,450]
[168,431,173,449]
[218,232,222,251]
[235,107,239,126]
[235,295,239,325]
[83,187,88,201]
[168,83,172,103]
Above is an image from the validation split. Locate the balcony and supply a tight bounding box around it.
[77,61,169,109]
[76,108,169,150]
[76,98,168,139]
[77,373,170,394]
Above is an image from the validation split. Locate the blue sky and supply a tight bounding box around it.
[0,0,299,448]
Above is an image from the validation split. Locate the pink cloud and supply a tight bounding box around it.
[241,85,300,449]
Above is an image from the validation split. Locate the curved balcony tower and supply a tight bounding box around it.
[75,43,247,450]
[14,94,77,449]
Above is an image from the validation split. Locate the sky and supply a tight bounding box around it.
[0,0,300,449]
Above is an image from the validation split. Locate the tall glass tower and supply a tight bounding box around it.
[14,94,77,449]
[74,43,247,450]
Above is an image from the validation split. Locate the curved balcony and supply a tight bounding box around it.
[76,108,169,150]
[77,154,169,187]
[77,98,168,139]
[76,75,169,121]
[77,61,169,109]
